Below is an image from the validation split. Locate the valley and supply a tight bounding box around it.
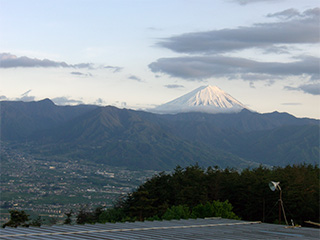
[1,86,319,225]
[0,143,158,224]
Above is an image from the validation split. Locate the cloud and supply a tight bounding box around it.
[164,84,185,89]
[0,53,94,69]
[94,98,116,106]
[298,83,320,95]
[73,63,93,69]
[13,89,36,102]
[18,95,36,101]
[104,65,123,73]
[281,102,301,106]
[262,45,290,54]
[231,0,282,5]
[284,83,320,95]
[21,89,32,97]
[156,8,319,54]
[121,102,127,107]
[51,97,84,105]
[266,8,301,19]
[267,8,320,20]
[128,75,143,82]
[71,71,85,75]
[70,71,92,77]
[149,55,319,81]
[95,98,104,105]
[0,95,8,100]
[249,82,256,88]
[147,27,163,31]
[238,73,279,81]
[0,91,36,102]
[284,86,298,91]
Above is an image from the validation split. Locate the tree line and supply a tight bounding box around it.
[75,164,319,225]
[3,164,319,227]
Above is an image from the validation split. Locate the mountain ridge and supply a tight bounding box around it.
[26,105,253,170]
[1,99,318,170]
[0,99,98,140]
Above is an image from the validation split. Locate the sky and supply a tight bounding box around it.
[0,0,319,119]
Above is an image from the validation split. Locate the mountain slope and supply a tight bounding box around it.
[150,85,247,114]
[1,99,318,170]
[158,109,318,133]
[0,99,97,141]
[158,110,319,166]
[33,106,252,170]
[242,124,319,166]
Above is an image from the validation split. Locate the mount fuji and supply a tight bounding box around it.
[150,85,248,114]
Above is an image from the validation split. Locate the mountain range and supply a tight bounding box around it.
[1,86,319,170]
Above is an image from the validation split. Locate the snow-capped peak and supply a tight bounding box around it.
[150,85,248,114]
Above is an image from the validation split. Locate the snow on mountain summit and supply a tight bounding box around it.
[150,85,248,114]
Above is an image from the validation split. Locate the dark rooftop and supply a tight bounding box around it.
[0,218,319,239]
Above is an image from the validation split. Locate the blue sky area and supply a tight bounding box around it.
[0,0,319,118]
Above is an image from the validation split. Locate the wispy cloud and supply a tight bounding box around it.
[71,71,85,75]
[14,89,36,102]
[0,53,94,69]
[230,0,283,6]
[128,75,143,82]
[149,7,320,97]
[94,98,105,105]
[70,71,92,77]
[149,55,319,81]
[147,27,163,31]
[0,93,35,102]
[156,8,319,54]
[266,8,301,19]
[267,8,319,20]
[104,65,123,73]
[21,89,32,96]
[164,84,184,89]
[0,95,8,100]
[51,97,84,105]
[284,83,320,95]
[281,102,302,106]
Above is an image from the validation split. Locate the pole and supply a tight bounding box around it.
[279,195,281,224]
[262,198,265,223]
[278,185,282,224]
[279,189,289,225]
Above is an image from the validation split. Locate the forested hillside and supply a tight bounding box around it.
[72,164,319,226]
[3,164,319,227]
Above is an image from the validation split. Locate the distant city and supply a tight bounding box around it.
[0,143,158,224]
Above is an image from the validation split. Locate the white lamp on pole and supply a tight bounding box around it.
[269,181,288,225]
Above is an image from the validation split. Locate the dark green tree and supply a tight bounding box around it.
[191,202,214,219]
[162,205,191,220]
[76,206,104,224]
[29,216,43,227]
[76,209,92,224]
[210,200,240,219]
[127,190,157,221]
[2,210,30,228]
[98,208,126,223]
[64,210,73,225]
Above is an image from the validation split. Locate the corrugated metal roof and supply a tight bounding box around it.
[0,218,319,239]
